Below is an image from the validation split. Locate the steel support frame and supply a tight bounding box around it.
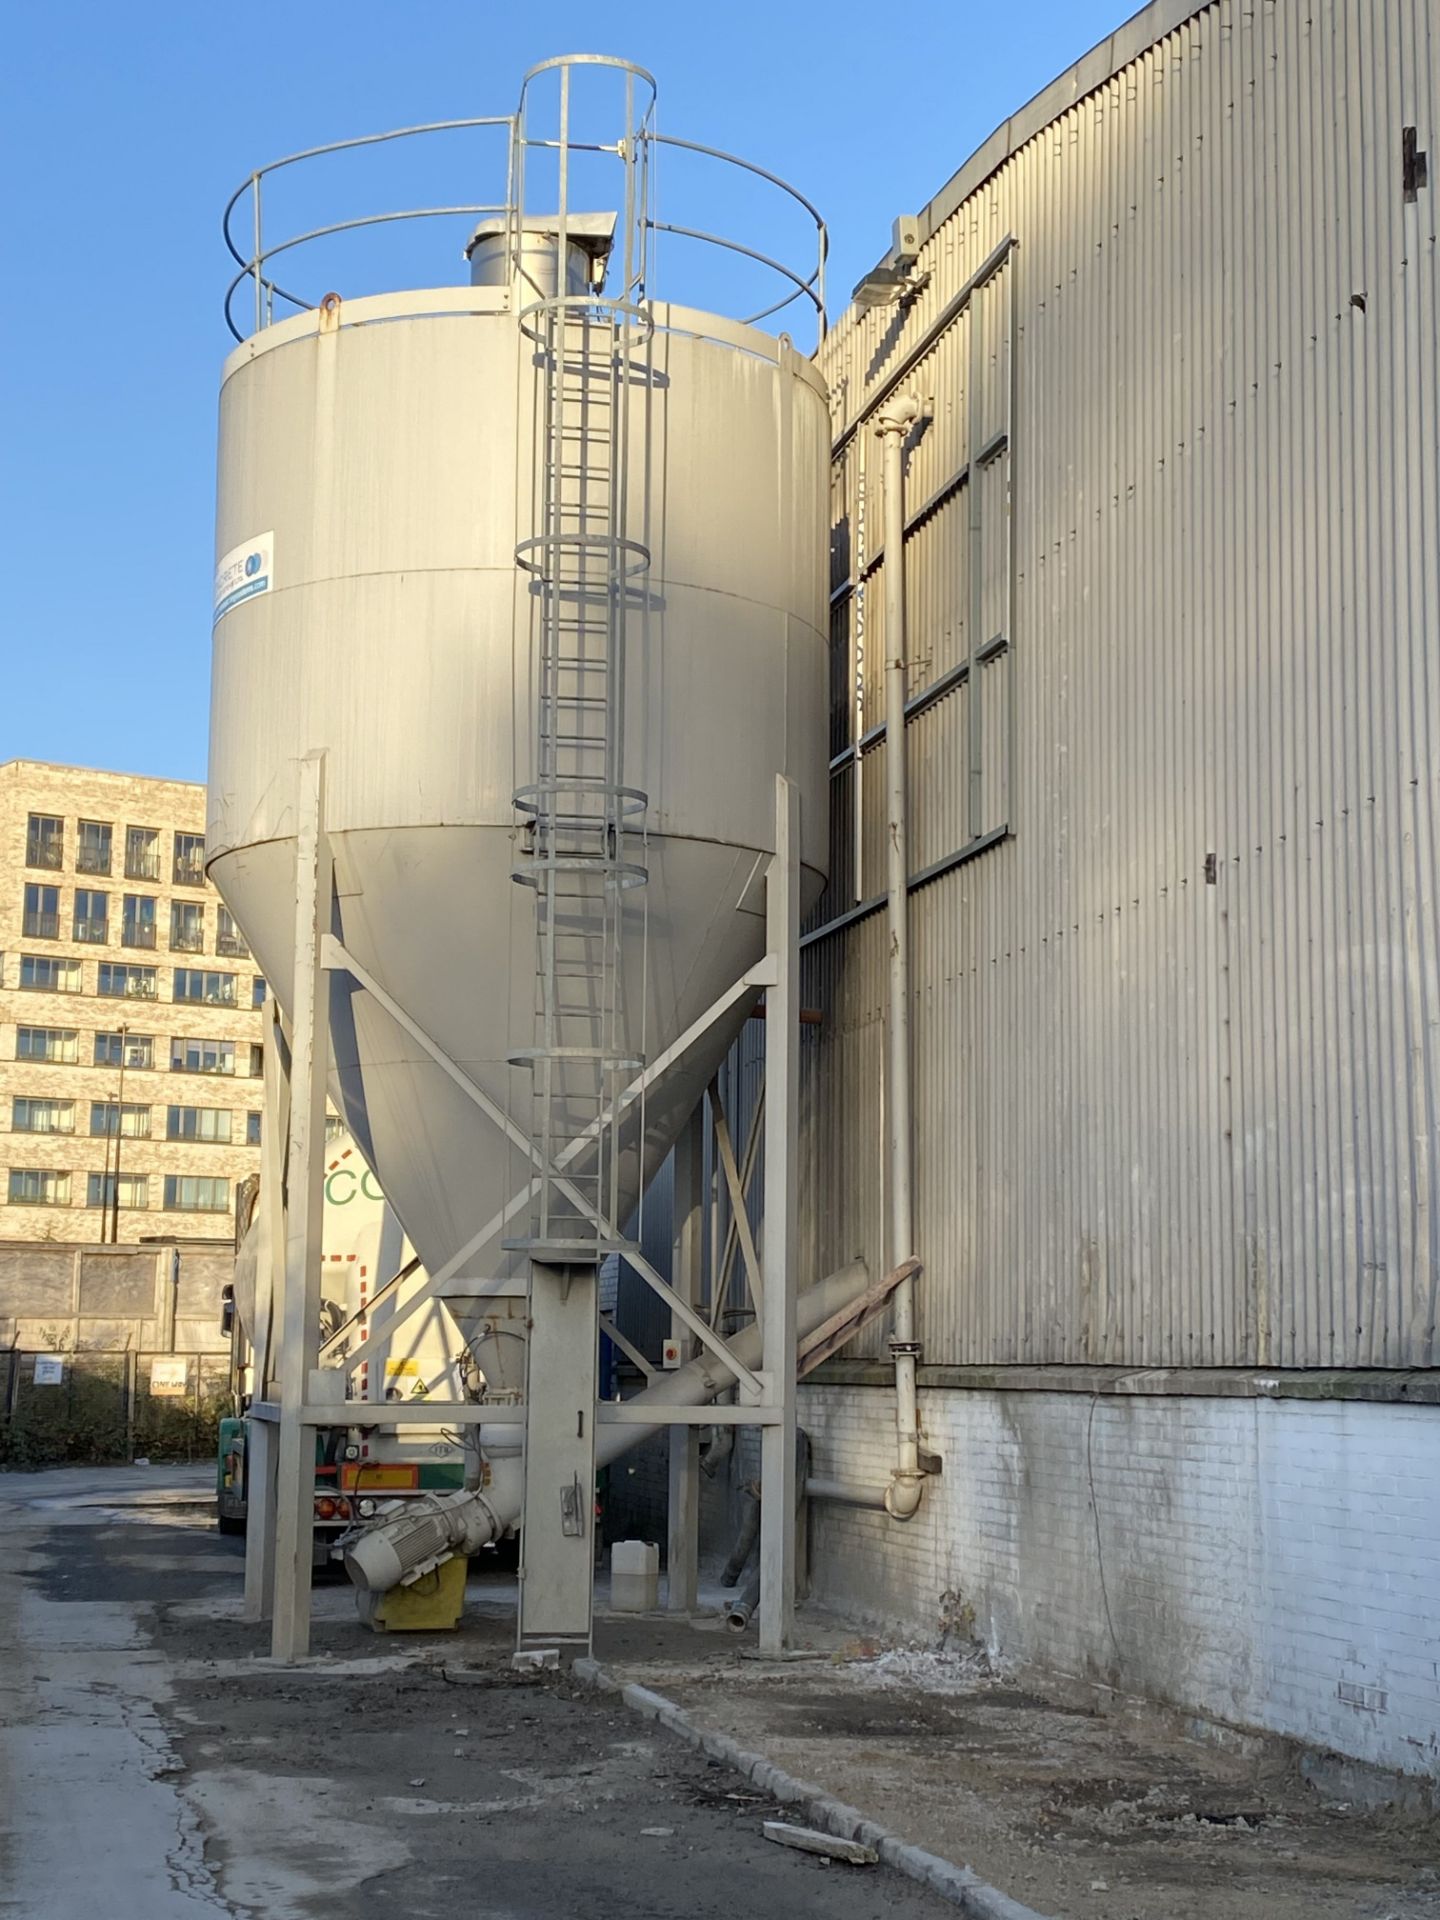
[257,767,802,1660]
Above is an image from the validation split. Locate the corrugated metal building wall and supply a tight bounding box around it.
[802,0,1439,1371]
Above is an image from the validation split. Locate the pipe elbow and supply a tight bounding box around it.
[875,393,921,437]
[884,1469,926,1521]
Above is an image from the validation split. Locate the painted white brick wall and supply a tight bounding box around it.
[799,1385,1440,1782]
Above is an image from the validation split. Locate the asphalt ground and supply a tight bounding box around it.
[0,1464,958,1920]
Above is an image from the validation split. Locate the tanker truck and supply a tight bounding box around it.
[216,1131,472,1561]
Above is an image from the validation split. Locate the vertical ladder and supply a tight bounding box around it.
[511,297,652,1255]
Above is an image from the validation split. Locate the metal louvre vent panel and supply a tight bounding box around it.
[805,0,1440,1369]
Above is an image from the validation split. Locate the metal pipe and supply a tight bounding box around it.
[720,1482,760,1587]
[805,1476,889,1511]
[725,1565,761,1632]
[344,1260,869,1592]
[876,396,926,1523]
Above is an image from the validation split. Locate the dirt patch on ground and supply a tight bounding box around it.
[618,1654,1440,1920]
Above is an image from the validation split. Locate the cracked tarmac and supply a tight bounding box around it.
[0,1465,956,1919]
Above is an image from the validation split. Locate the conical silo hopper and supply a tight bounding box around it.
[207,65,830,1334]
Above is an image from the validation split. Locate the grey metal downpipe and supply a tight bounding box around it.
[876,395,928,1522]
[726,1565,761,1633]
[720,1482,761,1587]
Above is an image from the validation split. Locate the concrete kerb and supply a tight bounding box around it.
[573,1658,1053,1920]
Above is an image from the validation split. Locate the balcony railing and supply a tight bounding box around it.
[22,912,59,939]
[170,929,205,953]
[122,924,157,949]
[100,975,158,1000]
[172,857,206,888]
[179,984,237,1008]
[125,853,162,881]
[73,919,109,945]
[215,931,250,958]
[26,838,63,870]
[76,848,111,875]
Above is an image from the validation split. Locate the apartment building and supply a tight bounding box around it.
[0,761,266,1244]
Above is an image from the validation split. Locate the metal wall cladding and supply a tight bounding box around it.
[803,0,1440,1368]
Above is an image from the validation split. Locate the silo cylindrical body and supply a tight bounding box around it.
[208,284,829,1301]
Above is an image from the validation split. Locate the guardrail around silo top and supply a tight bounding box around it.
[222,60,827,349]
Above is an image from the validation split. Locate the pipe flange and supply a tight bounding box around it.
[889,1340,922,1360]
[874,393,920,437]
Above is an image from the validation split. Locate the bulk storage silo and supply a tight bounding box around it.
[208,60,830,1338]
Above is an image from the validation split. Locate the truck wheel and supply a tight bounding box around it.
[217,1511,247,1537]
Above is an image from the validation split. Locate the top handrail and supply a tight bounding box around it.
[220,116,516,270]
[221,80,827,349]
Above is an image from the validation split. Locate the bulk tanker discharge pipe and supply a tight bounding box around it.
[876,395,928,1522]
[345,1260,870,1595]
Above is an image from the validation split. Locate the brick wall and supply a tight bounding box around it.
[798,1385,1439,1782]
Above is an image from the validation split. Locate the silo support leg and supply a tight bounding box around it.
[271,752,333,1664]
[518,1261,598,1653]
[243,1002,290,1624]
[667,1105,705,1614]
[758,775,800,1656]
[241,1411,278,1624]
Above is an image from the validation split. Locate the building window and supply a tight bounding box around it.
[98,961,158,1000]
[324,1113,348,1142]
[22,883,60,939]
[250,1043,264,1078]
[251,977,267,1010]
[167,1105,232,1144]
[246,1112,262,1146]
[12,1098,75,1134]
[122,894,157,949]
[18,954,81,993]
[76,821,112,875]
[125,825,162,882]
[94,1031,154,1070]
[16,1027,78,1064]
[90,1102,151,1139]
[25,814,63,871]
[164,1174,230,1214]
[8,1169,71,1207]
[171,1036,235,1076]
[173,831,206,887]
[87,1172,148,1211]
[215,906,249,959]
[170,900,205,953]
[73,888,109,944]
[173,968,236,1008]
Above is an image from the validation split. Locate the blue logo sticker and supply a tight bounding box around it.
[244,552,262,578]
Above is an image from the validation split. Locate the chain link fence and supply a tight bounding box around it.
[0,1349,231,1467]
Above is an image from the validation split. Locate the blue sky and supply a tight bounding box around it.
[1,0,1128,783]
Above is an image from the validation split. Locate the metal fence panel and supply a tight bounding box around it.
[1,1350,229,1466]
